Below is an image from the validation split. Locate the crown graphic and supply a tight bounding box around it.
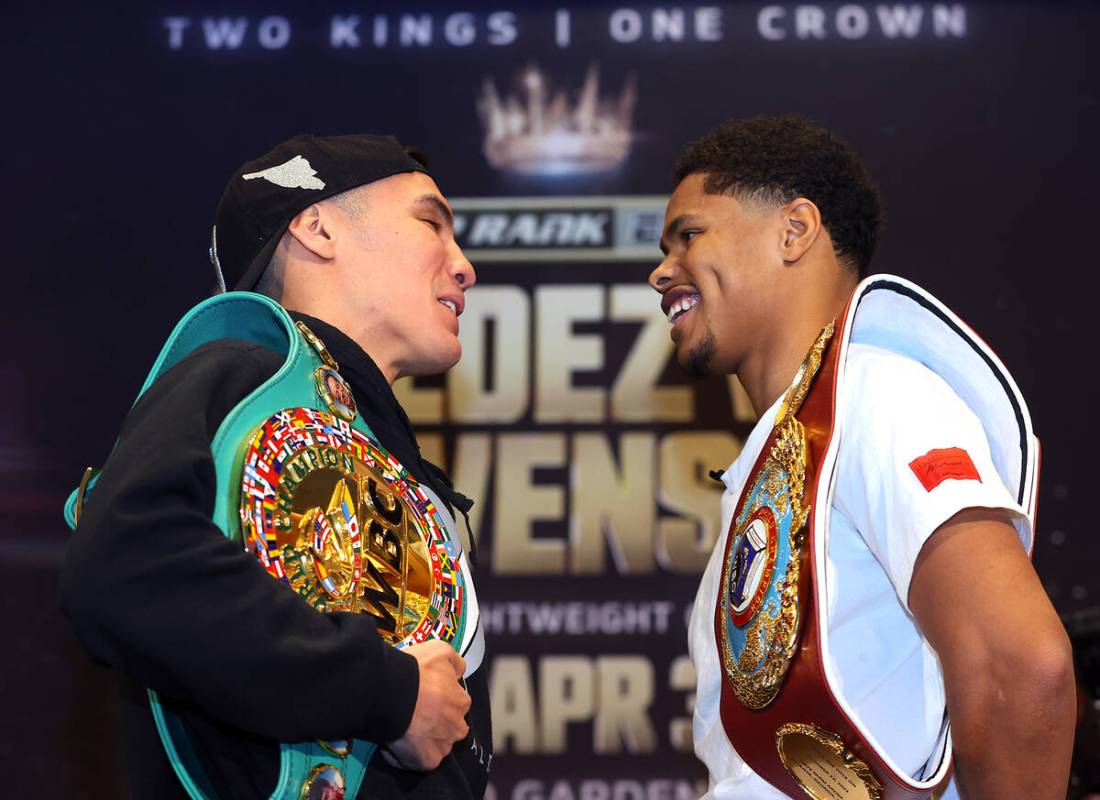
[477,64,637,177]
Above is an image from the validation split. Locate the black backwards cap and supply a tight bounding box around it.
[210,133,430,292]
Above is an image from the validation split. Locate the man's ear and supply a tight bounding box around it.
[780,198,823,265]
[286,203,337,261]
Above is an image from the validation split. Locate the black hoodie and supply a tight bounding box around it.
[60,312,491,799]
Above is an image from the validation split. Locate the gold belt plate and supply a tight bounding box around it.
[776,723,884,800]
[239,407,465,647]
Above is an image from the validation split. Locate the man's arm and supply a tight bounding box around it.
[60,340,469,762]
[909,507,1075,799]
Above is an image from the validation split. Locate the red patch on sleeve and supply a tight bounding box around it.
[908,447,982,492]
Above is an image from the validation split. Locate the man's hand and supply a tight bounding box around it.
[384,640,471,771]
[909,508,1075,799]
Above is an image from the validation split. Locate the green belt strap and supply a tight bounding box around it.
[65,292,378,800]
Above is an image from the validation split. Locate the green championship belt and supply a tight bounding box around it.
[65,292,476,800]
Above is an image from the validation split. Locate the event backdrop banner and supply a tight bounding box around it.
[3,2,1097,798]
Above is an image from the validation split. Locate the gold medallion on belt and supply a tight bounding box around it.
[238,406,465,648]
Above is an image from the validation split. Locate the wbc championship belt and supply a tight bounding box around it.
[238,405,465,649]
[232,321,469,800]
[714,314,949,800]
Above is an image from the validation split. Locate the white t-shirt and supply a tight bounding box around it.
[689,342,1032,799]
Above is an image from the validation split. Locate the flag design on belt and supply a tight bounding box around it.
[239,406,468,650]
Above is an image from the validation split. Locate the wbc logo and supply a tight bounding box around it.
[238,407,467,649]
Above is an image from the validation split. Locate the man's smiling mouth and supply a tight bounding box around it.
[668,293,700,324]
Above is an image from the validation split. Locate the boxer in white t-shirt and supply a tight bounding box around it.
[650,115,1074,799]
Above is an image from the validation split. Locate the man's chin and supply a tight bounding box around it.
[678,330,717,379]
[444,343,462,371]
[409,341,461,378]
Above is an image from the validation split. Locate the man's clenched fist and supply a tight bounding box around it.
[384,640,470,770]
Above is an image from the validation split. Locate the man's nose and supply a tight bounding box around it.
[451,242,476,289]
[649,254,676,292]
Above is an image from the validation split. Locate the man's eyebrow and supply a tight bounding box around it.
[415,194,454,229]
[659,214,695,255]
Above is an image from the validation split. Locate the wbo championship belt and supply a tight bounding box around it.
[714,313,950,800]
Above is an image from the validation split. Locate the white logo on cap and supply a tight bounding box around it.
[242,155,326,190]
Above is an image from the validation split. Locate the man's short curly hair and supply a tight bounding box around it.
[673,115,882,276]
